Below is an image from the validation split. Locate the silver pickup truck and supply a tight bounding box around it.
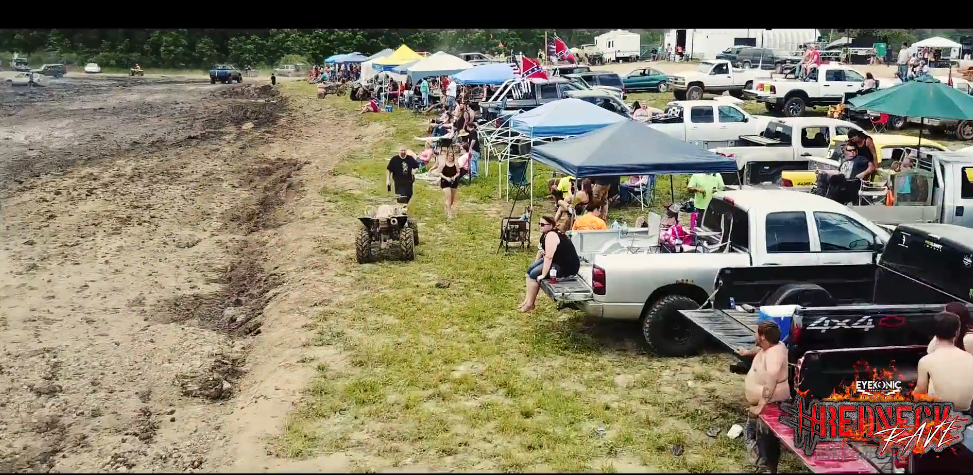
[541,189,891,357]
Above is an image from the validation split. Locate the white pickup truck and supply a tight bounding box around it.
[744,63,868,117]
[539,189,891,356]
[669,60,772,100]
[644,100,774,148]
[709,117,862,185]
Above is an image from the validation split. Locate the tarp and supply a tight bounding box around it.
[336,53,368,64]
[406,51,473,83]
[531,120,738,177]
[452,63,516,85]
[360,49,395,81]
[391,60,420,75]
[511,99,627,138]
[914,36,962,49]
[374,45,424,70]
[847,75,973,121]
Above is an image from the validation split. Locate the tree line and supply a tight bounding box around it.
[0,29,664,70]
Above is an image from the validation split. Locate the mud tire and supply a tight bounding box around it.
[686,85,704,100]
[957,120,973,141]
[411,223,420,246]
[399,226,416,261]
[641,294,706,357]
[355,227,375,264]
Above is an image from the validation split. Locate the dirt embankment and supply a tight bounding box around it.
[0,78,380,472]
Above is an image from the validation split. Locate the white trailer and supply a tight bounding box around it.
[595,30,641,63]
[662,29,819,61]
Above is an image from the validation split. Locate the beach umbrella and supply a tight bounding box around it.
[848,75,973,146]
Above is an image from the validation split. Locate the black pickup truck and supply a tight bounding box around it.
[680,222,973,473]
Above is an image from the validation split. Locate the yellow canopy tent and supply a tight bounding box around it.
[373,45,423,70]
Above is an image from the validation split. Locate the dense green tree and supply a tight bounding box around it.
[0,29,666,69]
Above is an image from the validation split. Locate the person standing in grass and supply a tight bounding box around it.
[520,216,581,313]
[437,149,460,219]
[420,77,430,107]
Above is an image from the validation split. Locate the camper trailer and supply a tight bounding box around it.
[662,29,819,61]
[595,30,641,63]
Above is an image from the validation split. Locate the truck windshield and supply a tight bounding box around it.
[697,63,715,74]
[762,123,793,143]
[701,198,750,250]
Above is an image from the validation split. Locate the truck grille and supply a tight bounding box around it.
[670,76,685,87]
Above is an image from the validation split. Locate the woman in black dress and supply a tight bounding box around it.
[520,216,581,312]
[437,151,460,219]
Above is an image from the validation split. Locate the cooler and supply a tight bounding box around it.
[757,305,798,344]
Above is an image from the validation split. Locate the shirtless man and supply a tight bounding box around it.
[915,312,973,412]
[738,321,790,472]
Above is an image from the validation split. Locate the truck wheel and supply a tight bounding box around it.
[957,121,973,141]
[673,90,687,100]
[641,294,706,357]
[742,61,752,69]
[686,85,704,100]
[411,223,420,246]
[657,81,668,93]
[210,77,216,84]
[399,225,416,261]
[783,96,806,117]
[888,116,906,130]
[355,227,375,264]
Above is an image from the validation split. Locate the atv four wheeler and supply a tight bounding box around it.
[130,66,144,77]
[356,201,420,264]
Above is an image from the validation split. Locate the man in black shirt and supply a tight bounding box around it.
[386,146,420,204]
[465,122,480,179]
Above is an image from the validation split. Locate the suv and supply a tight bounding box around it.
[33,64,66,78]
[273,64,305,77]
[735,48,802,72]
[564,71,625,99]
[715,46,747,62]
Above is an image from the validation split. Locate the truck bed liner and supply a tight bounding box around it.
[679,309,759,352]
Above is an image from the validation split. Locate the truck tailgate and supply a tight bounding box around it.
[539,265,593,302]
[679,309,758,352]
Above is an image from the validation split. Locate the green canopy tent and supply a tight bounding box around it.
[848,75,973,146]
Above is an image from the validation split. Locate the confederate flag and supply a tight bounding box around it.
[520,56,548,79]
[553,37,576,64]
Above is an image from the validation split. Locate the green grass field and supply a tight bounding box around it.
[267,83,810,472]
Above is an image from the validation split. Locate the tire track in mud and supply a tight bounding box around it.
[0,82,307,473]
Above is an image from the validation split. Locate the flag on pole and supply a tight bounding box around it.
[553,37,576,64]
[519,56,548,79]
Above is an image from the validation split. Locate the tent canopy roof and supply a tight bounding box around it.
[914,36,962,49]
[511,99,627,138]
[374,45,424,66]
[531,120,738,177]
[337,53,368,64]
[452,63,515,85]
[847,75,973,121]
[406,51,473,81]
[364,48,394,62]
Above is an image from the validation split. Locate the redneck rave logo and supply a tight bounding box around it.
[779,366,973,462]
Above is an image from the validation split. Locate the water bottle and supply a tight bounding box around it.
[549,268,558,283]
[729,297,736,310]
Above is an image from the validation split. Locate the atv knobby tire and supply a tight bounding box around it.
[411,223,420,246]
[355,227,375,264]
[641,294,706,357]
[399,225,416,261]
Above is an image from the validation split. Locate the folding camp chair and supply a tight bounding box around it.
[497,160,533,253]
[507,159,531,202]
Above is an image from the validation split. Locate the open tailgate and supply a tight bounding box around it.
[678,309,758,352]
[539,265,593,303]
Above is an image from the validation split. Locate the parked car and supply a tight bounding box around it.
[668,59,771,100]
[563,71,625,99]
[539,189,892,355]
[744,64,869,117]
[710,117,863,185]
[564,89,632,118]
[544,65,591,77]
[273,64,305,78]
[621,67,670,93]
[32,64,66,78]
[715,46,747,62]
[734,48,802,72]
[84,62,101,74]
[644,100,773,147]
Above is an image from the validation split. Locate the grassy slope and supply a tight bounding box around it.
[269,83,808,472]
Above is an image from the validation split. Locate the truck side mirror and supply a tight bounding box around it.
[872,240,885,253]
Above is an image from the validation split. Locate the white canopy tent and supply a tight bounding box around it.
[914,36,962,49]
[360,48,395,82]
[405,51,473,83]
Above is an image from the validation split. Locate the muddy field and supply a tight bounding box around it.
[0,76,380,472]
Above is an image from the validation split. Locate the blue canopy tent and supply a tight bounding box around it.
[452,63,516,85]
[532,120,737,209]
[336,53,368,64]
[503,99,628,203]
[325,52,361,64]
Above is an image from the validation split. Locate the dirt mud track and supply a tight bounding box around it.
[1,77,381,471]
